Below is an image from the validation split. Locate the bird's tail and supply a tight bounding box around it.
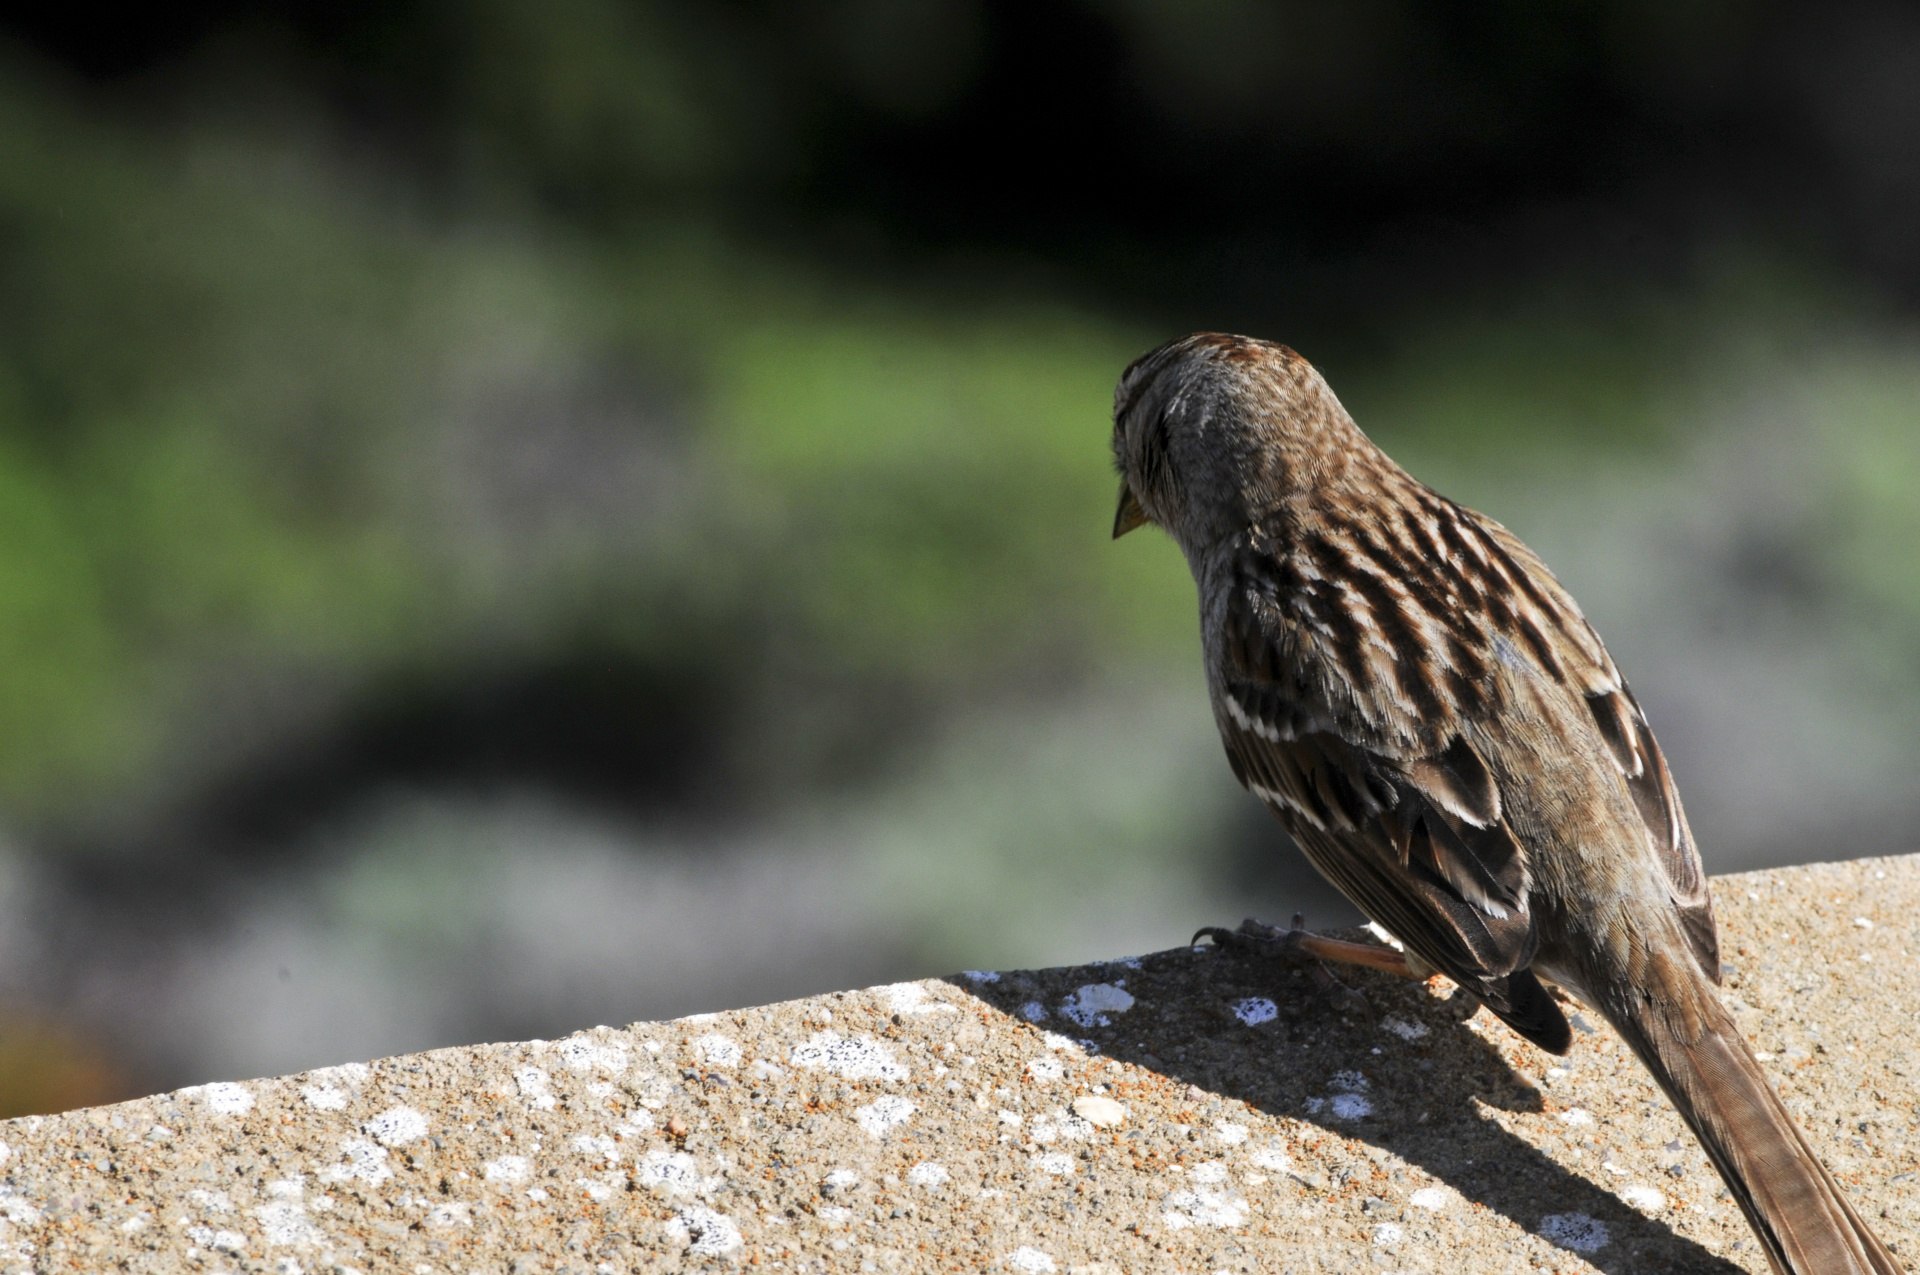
[1606,988,1903,1274]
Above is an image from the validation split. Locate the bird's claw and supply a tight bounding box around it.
[1192,915,1311,957]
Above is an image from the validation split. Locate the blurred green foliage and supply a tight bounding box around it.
[706,309,1174,675]
[4,25,1916,831]
[0,57,1198,820]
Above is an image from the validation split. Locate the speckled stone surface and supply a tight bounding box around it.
[1,856,1915,1273]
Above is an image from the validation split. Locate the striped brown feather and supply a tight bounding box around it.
[1217,557,1569,1051]
[1474,515,1720,980]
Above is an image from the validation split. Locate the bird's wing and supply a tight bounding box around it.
[1217,555,1572,1052]
[1479,522,1719,981]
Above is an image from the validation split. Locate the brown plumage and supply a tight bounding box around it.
[1111,332,1903,1274]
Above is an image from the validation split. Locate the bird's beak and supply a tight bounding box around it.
[1112,480,1149,539]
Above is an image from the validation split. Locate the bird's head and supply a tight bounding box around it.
[1111,332,1357,559]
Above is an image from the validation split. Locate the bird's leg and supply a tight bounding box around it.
[1193,915,1424,981]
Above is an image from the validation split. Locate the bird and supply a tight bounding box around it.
[1110,332,1903,1275]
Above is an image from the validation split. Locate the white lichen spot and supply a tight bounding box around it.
[635,1150,707,1198]
[1381,1016,1429,1041]
[185,1225,246,1254]
[885,982,956,1015]
[188,1189,234,1213]
[300,1085,349,1112]
[1059,983,1134,1029]
[1314,1070,1373,1120]
[1327,1093,1372,1120]
[1190,1161,1229,1185]
[822,1169,859,1194]
[1558,1107,1594,1126]
[482,1155,532,1185]
[571,1134,618,1165]
[906,1162,950,1188]
[1372,1223,1405,1247]
[361,1106,429,1147]
[1026,1056,1066,1082]
[691,1034,742,1067]
[1409,1186,1452,1211]
[997,1110,1023,1128]
[0,1188,43,1226]
[1007,1246,1057,1272]
[424,1203,472,1230]
[790,1032,908,1081]
[185,1082,255,1116]
[319,1139,392,1186]
[1854,916,1875,930]
[1071,1096,1127,1128]
[1250,1144,1292,1172]
[1030,1111,1094,1144]
[665,1206,741,1257]
[1213,1120,1248,1145]
[1040,1032,1082,1053]
[1030,1152,1075,1176]
[1162,1188,1250,1229]
[1232,997,1278,1026]
[817,1204,853,1223]
[576,1172,622,1203]
[256,1181,323,1249]
[961,970,1001,983]
[515,1067,557,1110]
[1539,1212,1611,1253]
[856,1095,915,1138]
[1621,1185,1667,1213]
[552,1034,630,1075]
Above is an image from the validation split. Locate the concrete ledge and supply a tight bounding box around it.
[3,857,1915,1273]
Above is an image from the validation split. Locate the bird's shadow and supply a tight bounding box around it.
[947,936,1751,1274]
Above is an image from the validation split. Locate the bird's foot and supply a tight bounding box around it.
[1193,915,1420,981]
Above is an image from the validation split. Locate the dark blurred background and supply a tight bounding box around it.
[2,2,1918,1117]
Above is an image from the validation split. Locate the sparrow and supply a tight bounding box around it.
[1111,332,1902,1274]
